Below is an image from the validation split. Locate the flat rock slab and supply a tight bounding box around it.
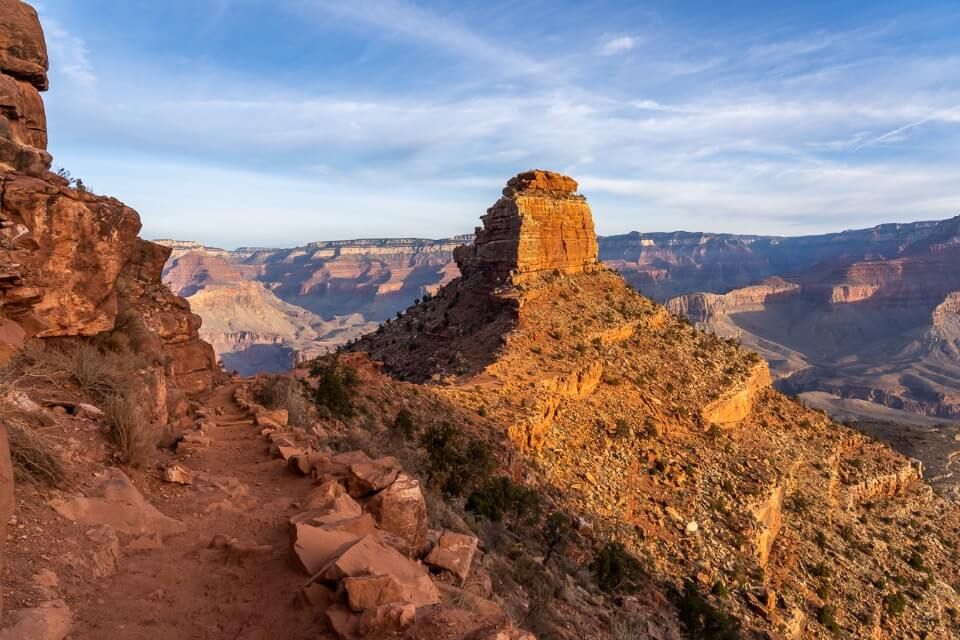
[50,469,186,536]
[0,599,72,640]
[425,530,479,581]
[320,535,439,608]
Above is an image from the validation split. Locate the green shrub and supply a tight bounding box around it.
[393,408,416,439]
[818,605,841,637]
[419,424,494,498]
[613,418,631,438]
[674,580,741,639]
[310,357,359,418]
[542,512,573,564]
[466,476,540,529]
[884,593,907,616]
[590,542,646,594]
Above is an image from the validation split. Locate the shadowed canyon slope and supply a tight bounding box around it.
[347,170,960,637]
[666,216,960,422]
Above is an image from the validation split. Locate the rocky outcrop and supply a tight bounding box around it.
[843,460,923,509]
[511,360,604,451]
[666,278,800,326]
[0,8,216,619]
[0,1,216,394]
[749,485,783,569]
[0,0,49,177]
[115,239,218,394]
[700,361,771,426]
[454,170,599,286]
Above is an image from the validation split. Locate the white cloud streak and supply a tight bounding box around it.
[598,35,637,56]
[294,0,545,75]
[36,2,960,243]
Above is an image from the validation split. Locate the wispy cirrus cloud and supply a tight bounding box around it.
[598,35,638,56]
[292,0,546,75]
[38,15,96,92]
[32,0,960,246]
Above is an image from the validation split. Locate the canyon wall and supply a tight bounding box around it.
[0,0,219,617]
[667,217,960,421]
[159,190,960,426]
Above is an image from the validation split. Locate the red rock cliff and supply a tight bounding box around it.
[0,0,217,389]
[454,170,599,286]
[0,2,218,613]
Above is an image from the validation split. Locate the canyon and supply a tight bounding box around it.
[4,2,960,639]
[163,217,960,425]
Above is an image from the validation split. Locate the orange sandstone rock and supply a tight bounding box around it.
[454,169,599,286]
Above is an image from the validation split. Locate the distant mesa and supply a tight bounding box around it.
[454,169,599,286]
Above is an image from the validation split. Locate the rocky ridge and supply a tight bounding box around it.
[352,171,960,638]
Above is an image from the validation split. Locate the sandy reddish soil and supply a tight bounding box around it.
[5,383,328,639]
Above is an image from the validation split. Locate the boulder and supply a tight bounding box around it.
[290,514,376,575]
[161,464,193,485]
[74,403,105,420]
[176,431,211,455]
[0,0,48,90]
[425,530,479,581]
[288,452,330,476]
[255,408,288,427]
[6,390,39,413]
[312,450,373,481]
[274,445,304,462]
[343,574,409,612]
[0,600,72,640]
[320,535,440,607]
[357,603,416,636]
[302,479,363,514]
[366,472,428,557]
[346,456,402,497]
[50,469,185,536]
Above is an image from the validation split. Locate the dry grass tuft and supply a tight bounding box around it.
[102,393,154,468]
[3,405,65,486]
[258,376,312,427]
[7,341,157,467]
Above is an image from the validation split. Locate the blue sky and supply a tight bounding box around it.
[32,0,960,248]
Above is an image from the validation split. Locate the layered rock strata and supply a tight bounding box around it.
[454,170,599,286]
[0,0,216,392]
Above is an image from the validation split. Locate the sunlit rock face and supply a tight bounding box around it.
[454,170,599,286]
[0,0,217,394]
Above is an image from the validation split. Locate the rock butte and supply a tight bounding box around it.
[454,169,599,286]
